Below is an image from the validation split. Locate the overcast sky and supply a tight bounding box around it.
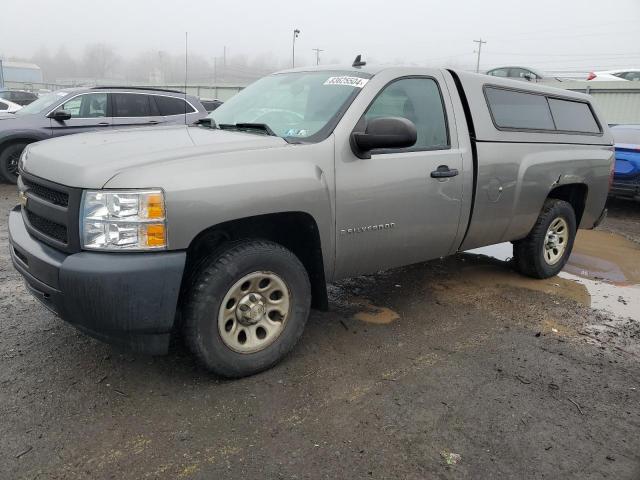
[1,0,639,73]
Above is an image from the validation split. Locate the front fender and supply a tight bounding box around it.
[105,139,336,278]
[0,130,49,149]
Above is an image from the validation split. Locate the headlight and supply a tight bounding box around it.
[80,189,167,251]
[18,146,29,173]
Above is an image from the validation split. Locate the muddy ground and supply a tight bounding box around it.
[1,183,639,480]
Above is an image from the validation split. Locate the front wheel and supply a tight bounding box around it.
[182,240,311,378]
[512,199,577,279]
[0,142,27,184]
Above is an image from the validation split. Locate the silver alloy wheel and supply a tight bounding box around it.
[543,217,569,265]
[217,271,291,354]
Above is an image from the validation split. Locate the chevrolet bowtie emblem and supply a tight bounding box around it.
[18,191,27,208]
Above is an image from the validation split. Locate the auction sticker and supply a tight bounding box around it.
[323,76,369,88]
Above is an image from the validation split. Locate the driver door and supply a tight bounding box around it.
[334,75,464,278]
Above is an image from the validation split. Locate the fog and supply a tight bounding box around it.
[1,0,638,83]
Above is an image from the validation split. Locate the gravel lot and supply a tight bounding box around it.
[1,182,639,479]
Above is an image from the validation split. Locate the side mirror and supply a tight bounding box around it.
[351,117,417,159]
[51,110,72,121]
[523,73,534,82]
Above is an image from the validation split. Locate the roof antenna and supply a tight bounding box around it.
[184,32,188,126]
[352,54,366,68]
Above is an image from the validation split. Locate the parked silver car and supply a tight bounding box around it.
[9,65,613,377]
[0,86,207,183]
[486,66,544,82]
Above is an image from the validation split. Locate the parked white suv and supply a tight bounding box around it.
[0,98,22,113]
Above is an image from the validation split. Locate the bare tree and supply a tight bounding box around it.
[83,43,119,80]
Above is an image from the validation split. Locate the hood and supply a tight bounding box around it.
[0,112,45,129]
[22,125,288,188]
[0,113,28,122]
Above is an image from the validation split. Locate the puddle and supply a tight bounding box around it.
[466,230,640,321]
[329,288,401,325]
[353,305,400,325]
[566,230,640,285]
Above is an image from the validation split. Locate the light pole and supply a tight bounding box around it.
[312,48,324,66]
[292,29,300,68]
[473,38,486,74]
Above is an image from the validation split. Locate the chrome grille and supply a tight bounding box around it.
[19,172,82,253]
[26,210,68,243]
[22,178,69,207]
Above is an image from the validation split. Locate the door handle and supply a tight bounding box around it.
[148,120,160,125]
[430,165,459,178]
[97,122,110,126]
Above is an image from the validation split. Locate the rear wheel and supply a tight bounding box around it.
[0,142,27,184]
[183,240,311,378]
[512,199,577,279]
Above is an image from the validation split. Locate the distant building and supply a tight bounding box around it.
[1,61,43,84]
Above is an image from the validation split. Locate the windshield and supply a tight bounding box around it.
[209,71,371,141]
[612,126,640,146]
[14,91,70,116]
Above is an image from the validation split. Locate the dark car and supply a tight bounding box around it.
[0,89,38,106]
[610,125,640,199]
[0,87,207,183]
[200,98,223,112]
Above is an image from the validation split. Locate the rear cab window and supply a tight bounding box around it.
[484,86,601,135]
[547,98,600,134]
[484,88,554,130]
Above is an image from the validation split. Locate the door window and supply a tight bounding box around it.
[619,71,640,81]
[58,93,108,118]
[363,77,449,151]
[17,92,37,103]
[487,68,509,77]
[509,68,537,80]
[154,95,196,115]
[113,93,152,117]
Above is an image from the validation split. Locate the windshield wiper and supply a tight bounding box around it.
[218,123,277,136]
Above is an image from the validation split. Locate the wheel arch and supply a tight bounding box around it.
[0,134,42,151]
[181,211,329,311]
[547,183,588,227]
[0,136,41,181]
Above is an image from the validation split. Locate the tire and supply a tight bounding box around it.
[512,199,577,279]
[183,239,311,378]
[0,142,27,184]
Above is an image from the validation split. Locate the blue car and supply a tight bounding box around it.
[610,125,640,199]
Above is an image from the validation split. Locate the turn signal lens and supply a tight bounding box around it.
[143,224,166,247]
[144,193,165,219]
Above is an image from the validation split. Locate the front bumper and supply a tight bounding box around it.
[8,207,186,354]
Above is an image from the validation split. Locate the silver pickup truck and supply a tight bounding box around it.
[8,64,613,377]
